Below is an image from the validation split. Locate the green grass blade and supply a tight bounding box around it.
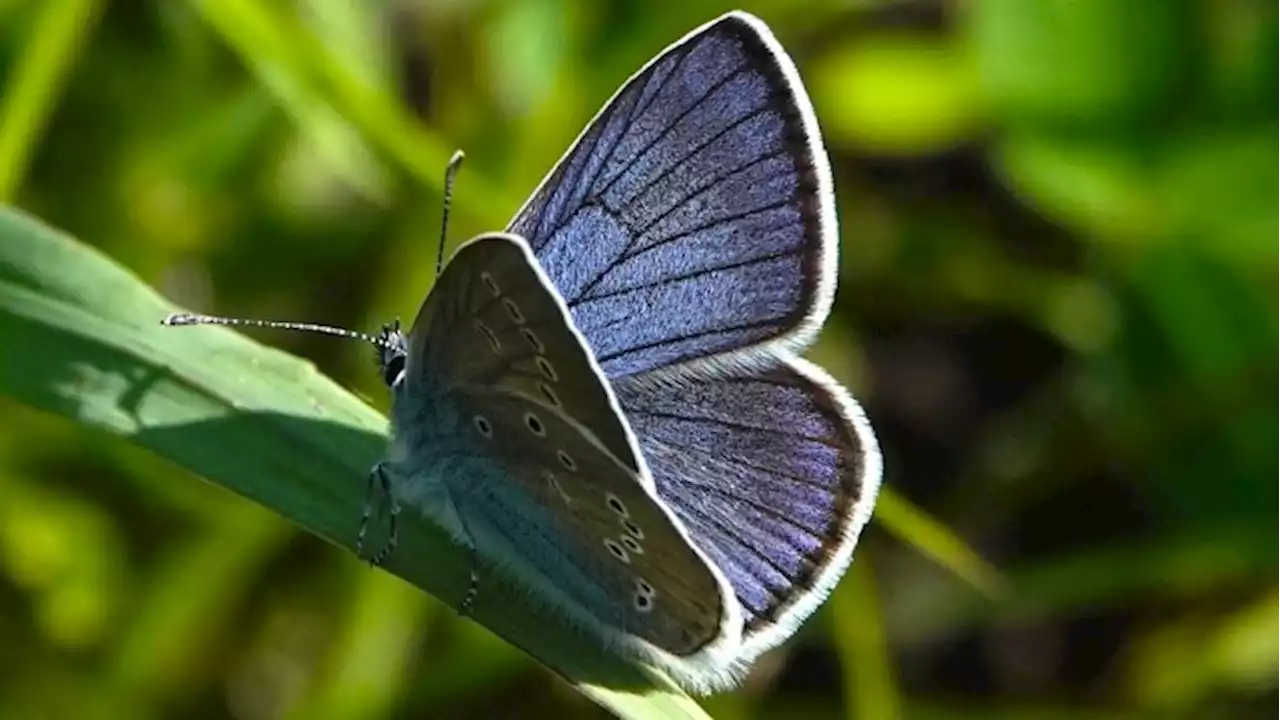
[0,206,710,720]
[832,559,901,720]
[876,487,1007,598]
[0,0,104,201]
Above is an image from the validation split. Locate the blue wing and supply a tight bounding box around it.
[508,12,837,379]
[613,355,881,657]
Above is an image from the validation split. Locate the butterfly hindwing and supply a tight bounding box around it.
[615,354,881,659]
[508,12,837,379]
[449,386,735,657]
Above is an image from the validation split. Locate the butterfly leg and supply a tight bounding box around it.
[449,494,480,617]
[358,462,401,566]
[371,466,401,567]
[371,503,401,567]
[457,546,480,617]
[356,462,382,560]
[460,565,479,617]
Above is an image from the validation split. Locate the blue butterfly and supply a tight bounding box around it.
[165,10,881,693]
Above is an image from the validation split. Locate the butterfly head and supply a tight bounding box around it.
[375,319,409,387]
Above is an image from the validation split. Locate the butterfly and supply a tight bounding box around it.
[164,11,881,693]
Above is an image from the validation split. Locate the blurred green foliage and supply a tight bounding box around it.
[0,0,1275,718]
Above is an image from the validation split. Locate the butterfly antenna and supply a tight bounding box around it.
[435,150,466,277]
[161,312,399,352]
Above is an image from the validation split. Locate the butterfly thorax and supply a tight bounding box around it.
[382,363,475,537]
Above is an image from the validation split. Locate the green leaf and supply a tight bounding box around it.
[992,131,1159,241]
[966,0,1187,124]
[810,32,981,155]
[1156,129,1278,262]
[188,0,517,218]
[0,205,710,720]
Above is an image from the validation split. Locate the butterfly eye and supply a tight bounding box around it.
[535,357,557,381]
[524,412,545,436]
[603,539,630,564]
[480,271,500,296]
[621,535,643,554]
[474,321,501,352]
[473,416,493,438]
[381,354,406,386]
[522,329,544,352]
[632,579,656,613]
[503,298,525,323]
[556,450,576,471]
[622,519,644,540]
[605,493,629,518]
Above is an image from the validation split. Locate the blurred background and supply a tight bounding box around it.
[0,0,1275,718]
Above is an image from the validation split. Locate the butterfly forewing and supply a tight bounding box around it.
[508,13,837,379]
[409,233,641,476]
[404,232,736,657]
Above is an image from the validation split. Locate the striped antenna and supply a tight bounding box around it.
[435,150,466,277]
[160,312,399,352]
